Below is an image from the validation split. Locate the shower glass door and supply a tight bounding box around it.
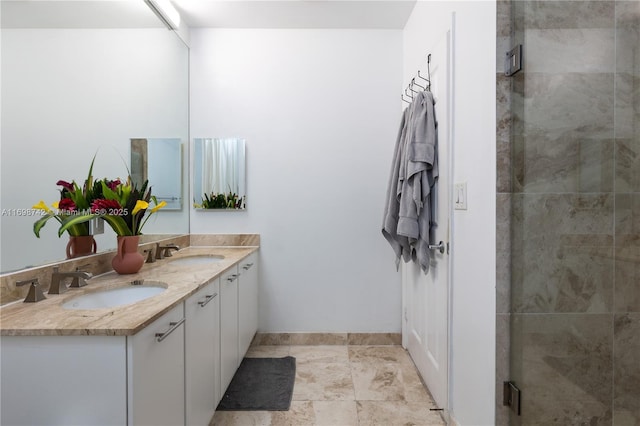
[508,1,640,424]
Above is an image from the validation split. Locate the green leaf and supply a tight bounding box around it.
[33,213,59,238]
[66,222,90,237]
[102,215,133,236]
[100,181,119,202]
[58,213,99,237]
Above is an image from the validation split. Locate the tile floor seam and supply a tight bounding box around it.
[347,349,361,425]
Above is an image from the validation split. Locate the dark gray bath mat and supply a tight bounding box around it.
[217,356,296,411]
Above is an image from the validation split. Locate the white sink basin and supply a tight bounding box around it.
[61,283,167,310]
[169,255,225,266]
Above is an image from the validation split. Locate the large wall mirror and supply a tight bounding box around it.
[0,1,189,273]
[193,138,247,210]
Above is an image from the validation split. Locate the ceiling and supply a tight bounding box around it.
[1,0,417,30]
[174,1,417,29]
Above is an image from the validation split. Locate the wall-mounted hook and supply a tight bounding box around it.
[405,87,414,99]
[426,54,432,90]
[411,77,426,91]
[417,70,429,84]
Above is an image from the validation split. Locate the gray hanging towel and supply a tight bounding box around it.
[382,107,411,268]
[397,91,438,274]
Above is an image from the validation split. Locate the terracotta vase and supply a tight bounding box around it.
[66,235,97,259]
[111,236,144,275]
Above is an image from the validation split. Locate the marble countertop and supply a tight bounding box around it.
[0,246,257,336]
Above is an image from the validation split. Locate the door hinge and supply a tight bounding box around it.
[505,45,523,77]
[503,381,521,416]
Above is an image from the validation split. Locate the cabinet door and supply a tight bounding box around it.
[1,336,127,426]
[185,278,220,425]
[220,265,239,393]
[238,252,259,357]
[128,303,185,426]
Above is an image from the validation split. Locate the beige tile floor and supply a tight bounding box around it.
[210,345,446,426]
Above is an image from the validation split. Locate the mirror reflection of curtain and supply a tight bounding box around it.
[202,138,242,195]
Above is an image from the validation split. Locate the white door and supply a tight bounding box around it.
[402,26,453,412]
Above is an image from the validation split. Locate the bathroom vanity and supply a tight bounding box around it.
[0,246,258,426]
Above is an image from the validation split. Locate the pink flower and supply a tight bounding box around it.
[106,179,121,191]
[91,199,121,213]
[56,180,74,191]
[58,198,77,212]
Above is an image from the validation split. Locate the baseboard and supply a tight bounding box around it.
[252,332,402,346]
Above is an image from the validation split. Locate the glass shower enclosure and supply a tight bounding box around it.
[505,1,640,424]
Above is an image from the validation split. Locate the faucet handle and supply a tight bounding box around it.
[144,247,156,263]
[16,278,46,303]
[49,267,68,295]
[155,243,165,260]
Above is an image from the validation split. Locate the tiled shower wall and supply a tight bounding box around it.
[496,1,640,425]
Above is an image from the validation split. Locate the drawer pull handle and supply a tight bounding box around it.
[155,318,185,342]
[227,274,238,282]
[198,293,218,307]
[243,263,254,270]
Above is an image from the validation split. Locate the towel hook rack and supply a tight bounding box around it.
[411,77,426,91]
[405,87,414,99]
[416,70,429,86]
[401,53,433,104]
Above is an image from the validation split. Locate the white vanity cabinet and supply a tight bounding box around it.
[220,265,240,392]
[0,249,259,426]
[0,335,128,426]
[128,303,185,426]
[185,277,221,425]
[238,251,259,357]
[0,303,185,426]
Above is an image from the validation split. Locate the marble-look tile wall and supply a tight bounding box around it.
[499,1,640,425]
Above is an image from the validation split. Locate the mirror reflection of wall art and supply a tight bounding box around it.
[193,138,246,210]
[131,138,183,210]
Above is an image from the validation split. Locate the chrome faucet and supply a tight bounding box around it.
[49,267,93,294]
[156,243,180,259]
[16,278,46,302]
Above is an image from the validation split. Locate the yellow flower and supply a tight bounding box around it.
[151,201,167,213]
[132,200,149,215]
[32,200,52,213]
[51,201,59,209]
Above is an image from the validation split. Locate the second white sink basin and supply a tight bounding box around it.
[62,283,167,310]
[169,255,225,266]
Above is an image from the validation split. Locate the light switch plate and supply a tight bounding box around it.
[454,182,467,210]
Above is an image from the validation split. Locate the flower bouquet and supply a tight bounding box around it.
[57,174,166,274]
[32,158,106,257]
[58,176,166,237]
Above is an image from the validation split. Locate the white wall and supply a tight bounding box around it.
[403,2,497,425]
[190,29,403,332]
[1,28,189,272]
